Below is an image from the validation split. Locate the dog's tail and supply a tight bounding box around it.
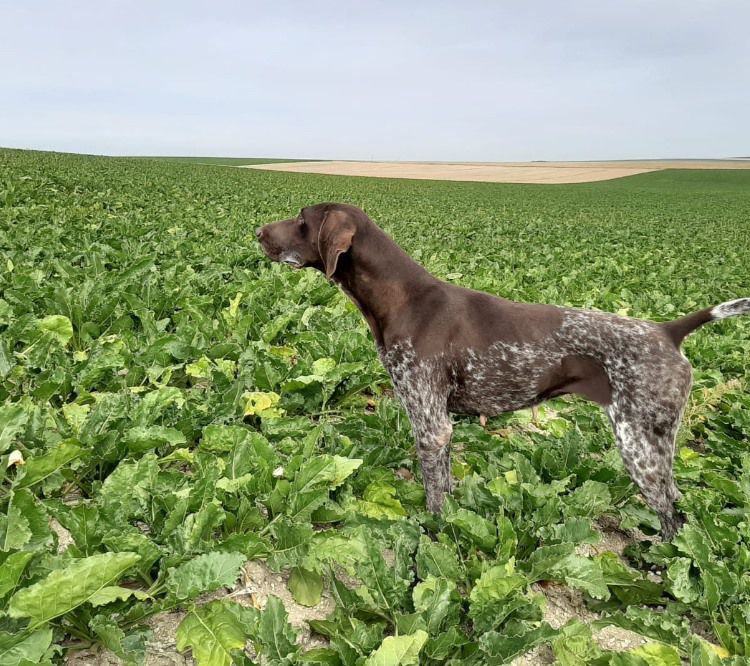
[661,298,750,347]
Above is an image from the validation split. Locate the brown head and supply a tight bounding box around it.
[257,202,437,346]
[256,202,362,279]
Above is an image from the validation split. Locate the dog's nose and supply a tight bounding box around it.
[255,227,263,239]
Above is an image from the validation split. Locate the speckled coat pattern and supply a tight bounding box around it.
[258,203,750,541]
[379,308,694,538]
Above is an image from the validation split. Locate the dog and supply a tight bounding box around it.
[257,202,750,539]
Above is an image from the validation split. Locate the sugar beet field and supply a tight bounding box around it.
[1,148,750,666]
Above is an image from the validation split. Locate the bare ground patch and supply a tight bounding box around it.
[65,560,335,666]
[512,517,654,665]
[65,519,656,665]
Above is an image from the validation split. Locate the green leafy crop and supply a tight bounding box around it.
[0,148,749,665]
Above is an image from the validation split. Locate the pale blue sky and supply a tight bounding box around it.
[1,1,748,160]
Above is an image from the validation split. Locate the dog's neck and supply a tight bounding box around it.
[331,225,437,347]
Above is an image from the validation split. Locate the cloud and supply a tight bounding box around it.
[1,0,748,159]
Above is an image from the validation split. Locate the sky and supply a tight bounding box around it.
[1,1,748,161]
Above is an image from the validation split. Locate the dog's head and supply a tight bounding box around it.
[256,203,359,279]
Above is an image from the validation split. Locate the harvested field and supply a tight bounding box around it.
[246,159,750,183]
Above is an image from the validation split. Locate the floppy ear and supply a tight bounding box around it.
[318,209,355,279]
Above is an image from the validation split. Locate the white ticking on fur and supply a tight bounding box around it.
[711,298,750,320]
[258,202,750,541]
[380,308,696,538]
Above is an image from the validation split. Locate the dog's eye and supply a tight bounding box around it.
[298,216,305,227]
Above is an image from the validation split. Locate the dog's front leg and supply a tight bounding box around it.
[410,414,453,513]
[384,356,453,512]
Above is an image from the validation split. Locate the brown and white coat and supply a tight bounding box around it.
[258,202,750,539]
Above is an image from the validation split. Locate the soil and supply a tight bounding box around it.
[65,560,335,665]
[511,517,653,665]
[49,517,74,553]
[63,516,658,665]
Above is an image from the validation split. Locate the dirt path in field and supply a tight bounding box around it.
[244,159,750,184]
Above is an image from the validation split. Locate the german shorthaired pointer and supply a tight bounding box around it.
[257,202,750,539]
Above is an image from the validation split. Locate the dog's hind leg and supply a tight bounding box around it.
[607,392,688,540]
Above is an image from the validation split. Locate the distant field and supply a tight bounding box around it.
[135,156,310,166]
[1,148,749,665]
[247,158,750,184]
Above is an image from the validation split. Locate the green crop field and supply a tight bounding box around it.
[1,147,749,666]
[132,157,310,167]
